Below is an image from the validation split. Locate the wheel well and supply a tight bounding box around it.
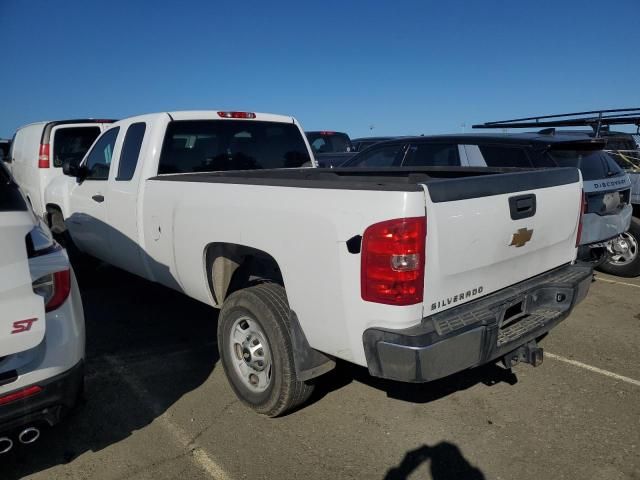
[45,204,65,233]
[204,243,284,306]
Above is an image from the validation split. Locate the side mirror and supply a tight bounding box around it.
[63,161,88,181]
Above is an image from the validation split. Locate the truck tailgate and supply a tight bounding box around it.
[0,212,45,357]
[422,168,582,315]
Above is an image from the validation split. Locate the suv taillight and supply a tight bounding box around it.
[576,190,586,247]
[38,143,50,168]
[32,269,71,312]
[361,217,426,306]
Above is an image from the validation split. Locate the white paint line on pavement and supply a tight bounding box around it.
[104,355,231,480]
[596,277,640,289]
[546,352,640,387]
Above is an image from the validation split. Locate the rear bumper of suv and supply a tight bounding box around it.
[579,204,632,245]
[0,360,83,435]
[363,264,592,382]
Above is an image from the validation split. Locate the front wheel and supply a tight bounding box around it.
[217,283,314,417]
[598,217,640,278]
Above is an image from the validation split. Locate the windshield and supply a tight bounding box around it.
[548,149,625,180]
[159,120,311,174]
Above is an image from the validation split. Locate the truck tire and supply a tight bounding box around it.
[218,283,314,417]
[598,217,640,278]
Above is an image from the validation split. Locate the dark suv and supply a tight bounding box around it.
[341,133,632,264]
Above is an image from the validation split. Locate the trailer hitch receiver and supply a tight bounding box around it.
[503,341,544,368]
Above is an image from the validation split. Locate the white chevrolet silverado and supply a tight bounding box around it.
[44,110,592,416]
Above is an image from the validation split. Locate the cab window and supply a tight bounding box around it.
[117,123,146,181]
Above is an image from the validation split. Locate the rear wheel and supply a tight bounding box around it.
[217,283,314,417]
[598,217,640,278]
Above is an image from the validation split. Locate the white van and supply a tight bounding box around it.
[7,119,114,217]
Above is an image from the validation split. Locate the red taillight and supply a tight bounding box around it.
[38,143,50,168]
[576,190,586,247]
[217,111,256,119]
[0,385,42,406]
[320,131,336,135]
[46,269,71,312]
[361,217,426,306]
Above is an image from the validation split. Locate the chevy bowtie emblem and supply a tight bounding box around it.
[510,228,533,248]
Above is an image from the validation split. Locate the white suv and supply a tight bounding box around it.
[0,163,85,454]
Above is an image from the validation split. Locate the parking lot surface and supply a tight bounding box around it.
[2,265,639,480]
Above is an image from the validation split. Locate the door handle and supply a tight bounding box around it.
[92,194,105,203]
[508,194,536,220]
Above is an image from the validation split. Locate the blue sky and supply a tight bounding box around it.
[1,0,639,138]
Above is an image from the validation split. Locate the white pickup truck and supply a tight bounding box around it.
[44,110,592,416]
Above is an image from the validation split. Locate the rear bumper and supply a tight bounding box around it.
[363,264,592,382]
[579,204,632,245]
[0,360,83,434]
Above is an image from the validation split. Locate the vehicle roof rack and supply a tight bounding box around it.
[472,108,640,137]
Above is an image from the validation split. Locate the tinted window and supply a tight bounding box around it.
[602,152,626,176]
[346,144,405,167]
[158,121,310,174]
[52,127,101,168]
[403,143,459,167]
[117,123,146,181]
[306,132,353,153]
[548,150,616,180]
[479,145,532,168]
[607,150,640,171]
[84,127,119,180]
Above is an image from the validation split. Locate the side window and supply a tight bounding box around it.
[349,144,405,167]
[478,145,533,168]
[84,127,120,180]
[403,143,460,167]
[117,123,146,181]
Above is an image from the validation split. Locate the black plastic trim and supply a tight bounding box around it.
[426,168,579,203]
[289,311,335,381]
[0,360,84,434]
[362,264,592,382]
[148,166,579,195]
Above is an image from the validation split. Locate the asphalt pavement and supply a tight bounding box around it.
[2,265,639,480]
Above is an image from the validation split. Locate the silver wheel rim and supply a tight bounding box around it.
[229,315,272,393]
[607,232,639,266]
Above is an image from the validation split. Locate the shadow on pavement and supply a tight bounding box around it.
[2,263,219,479]
[313,359,518,406]
[385,442,485,479]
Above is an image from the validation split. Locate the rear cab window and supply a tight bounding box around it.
[52,126,101,168]
[158,120,311,174]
